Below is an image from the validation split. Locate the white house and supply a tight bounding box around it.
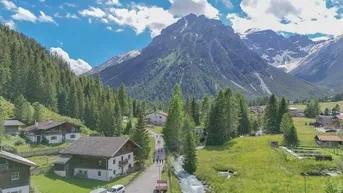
[145,111,168,126]
[53,137,141,181]
[21,121,81,144]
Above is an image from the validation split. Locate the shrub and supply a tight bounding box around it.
[40,137,49,145]
[1,145,17,153]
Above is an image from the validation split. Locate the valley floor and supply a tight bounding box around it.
[196,118,342,193]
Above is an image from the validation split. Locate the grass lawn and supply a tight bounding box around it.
[289,101,343,111]
[32,172,139,193]
[150,126,163,134]
[196,117,343,193]
[28,155,58,168]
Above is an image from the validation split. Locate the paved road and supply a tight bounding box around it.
[125,130,166,193]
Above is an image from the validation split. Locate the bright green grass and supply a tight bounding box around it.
[32,172,139,193]
[289,101,343,111]
[150,126,163,134]
[195,117,342,193]
[28,155,58,168]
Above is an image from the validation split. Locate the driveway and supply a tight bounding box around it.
[125,130,166,193]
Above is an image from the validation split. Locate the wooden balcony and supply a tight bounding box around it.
[119,159,129,167]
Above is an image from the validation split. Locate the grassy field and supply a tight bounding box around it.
[195,117,343,193]
[289,101,343,111]
[29,155,58,168]
[32,172,139,193]
[150,126,163,134]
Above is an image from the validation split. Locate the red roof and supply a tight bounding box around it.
[157,111,168,117]
[316,135,343,142]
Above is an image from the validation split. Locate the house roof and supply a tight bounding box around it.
[4,120,25,126]
[336,115,343,120]
[59,136,140,158]
[0,150,37,167]
[22,121,78,132]
[53,154,73,164]
[147,111,168,117]
[315,135,343,142]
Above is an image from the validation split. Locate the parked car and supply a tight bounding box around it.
[107,185,125,193]
[90,188,107,193]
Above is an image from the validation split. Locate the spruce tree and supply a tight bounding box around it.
[99,101,116,136]
[33,102,43,122]
[14,95,27,121]
[84,97,99,131]
[201,95,210,126]
[0,103,4,145]
[236,92,250,135]
[114,98,122,136]
[325,108,330,116]
[264,94,279,134]
[124,119,133,135]
[21,102,33,124]
[131,108,150,166]
[191,98,200,126]
[278,97,288,129]
[280,113,294,133]
[224,89,239,139]
[283,126,299,147]
[206,91,227,145]
[118,83,129,116]
[163,84,184,153]
[182,116,197,174]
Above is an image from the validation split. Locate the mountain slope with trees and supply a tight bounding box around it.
[98,14,329,101]
[0,25,139,134]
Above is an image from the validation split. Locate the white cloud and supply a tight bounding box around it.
[106,26,112,31]
[168,0,219,19]
[97,0,121,6]
[38,0,45,2]
[88,18,92,23]
[311,36,332,42]
[1,0,17,10]
[221,0,233,9]
[12,7,37,22]
[228,0,343,36]
[79,6,106,18]
[66,13,79,19]
[109,5,178,37]
[54,12,79,19]
[64,3,77,7]
[115,28,124,32]
[50,47,92,75]
[38,11,57,24]
[5,20,15,29]
[101,18,108,23]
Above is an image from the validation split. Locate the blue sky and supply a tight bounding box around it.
[1,0,343,74]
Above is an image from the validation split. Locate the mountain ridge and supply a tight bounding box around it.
[97,14,330,101]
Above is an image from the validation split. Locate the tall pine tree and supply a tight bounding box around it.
[131,108,151,166]
[163,84,184,153]
[201,95,210,126]
[118,83,129,116]
[182,116,197,174]
[278,97,288,130]
[191,98,200,126]
[236,92,250,135]
[33,102,43,122]
[264,94,279,134]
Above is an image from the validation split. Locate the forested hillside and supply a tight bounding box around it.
[0,25,139,134]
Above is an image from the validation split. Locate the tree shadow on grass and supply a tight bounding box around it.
[44,172,128,190]
[202,140,237,152]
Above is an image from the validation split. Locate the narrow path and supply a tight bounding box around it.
[125,130,165,193]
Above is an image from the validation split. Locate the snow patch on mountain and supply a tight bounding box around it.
[231,80,247,91]
[254,72,272,95]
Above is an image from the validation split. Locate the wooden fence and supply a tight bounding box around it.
[16,147,63,157]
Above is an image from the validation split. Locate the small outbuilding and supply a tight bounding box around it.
[4,120,25,136]
[145,111,168,126]
[315,135,343,148]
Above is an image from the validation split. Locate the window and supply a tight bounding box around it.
[118,187,123,191]
[121,156,123,160]
[113,159,116,164]
[129,164,132,169]
[70,134,76,139]
[113,170,116,175]
[160,116,162,119]
[50,136,57,140]
[128,154,131,159]
[98,171,101,176]
[98,160,102,166]
[11,172,19,181]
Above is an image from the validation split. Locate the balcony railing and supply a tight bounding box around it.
[119,159,129,167]
[0,163,9,172]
